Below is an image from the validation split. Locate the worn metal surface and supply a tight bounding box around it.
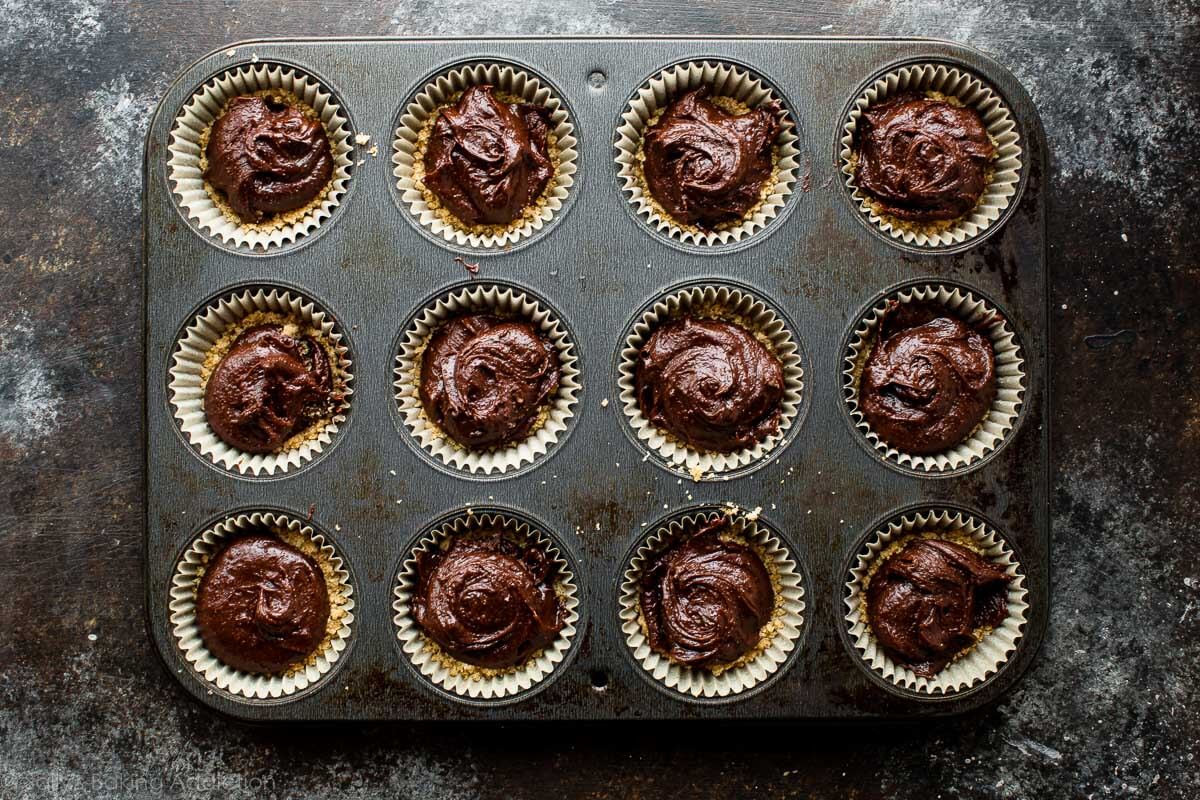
[1,0,1196,797]
[144,37,1049,723]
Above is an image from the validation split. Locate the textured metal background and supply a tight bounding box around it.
[143,37,1048,722]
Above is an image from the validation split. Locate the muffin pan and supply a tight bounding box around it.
[143,37,1048,721]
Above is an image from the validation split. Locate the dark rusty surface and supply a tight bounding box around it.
[0,1,1196,798]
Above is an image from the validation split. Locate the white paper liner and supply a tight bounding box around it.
[615,60,800,247]
[394,285,579,475]
[392,511,580,700]
[392,62,577,249]
[618,284,803,477]
[169,287,354,476]
[843,283,1024,473]
[167,63,355,251]
[168,511,356,700]
[840,62,1023,248]
[843,508,1028,695]
[619,508,805,699]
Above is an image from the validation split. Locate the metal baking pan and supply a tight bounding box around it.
[142,36,1048,721]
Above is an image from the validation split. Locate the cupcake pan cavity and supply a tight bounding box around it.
[167,62,357,252]
[841,282,1026,475]
[392,60,578,251]
[619,507,806,700]
[394,283,581,477]
[393,509,582,702]
[615,59,801,249]
[169,510,356,701]
[617,282,806,479]
[842,507,1029,697]
[839,62,1025,250]
[145,39,1048,722]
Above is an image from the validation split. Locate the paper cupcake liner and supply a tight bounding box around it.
[840,62,1023,248]
[843,283,1024,473]
[843,507,1028,695]
[169,287,354,476]
[392,510,581,700]
[168,510,356,701]
[167,63,355,251]
[392,62,577,249]
[615,60,800,248]
[618,284,803,477]
[619,507,805,699]
[394,284,580,475]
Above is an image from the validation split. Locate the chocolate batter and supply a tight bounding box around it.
[412,533,564,669]
[204,95,334,223]
[204,324,334,454]
[195,532,331,674]
[642,87,782,229]
[866,538,1011,677]
[636,316,784,453]
[639,517,774,667]
[419,314,559,449]
[422,85,554,226]
[854,92,995,222]
[859,302,995,455]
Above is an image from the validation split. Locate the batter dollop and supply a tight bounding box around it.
[639,517,775,667]
[642,87,781,229]
[866,538,1011,677]
[854,92,995,222]
[204,324,333,454]
[196,533,330,674]
[859,302,995,455]
[636,316,783,453]
[412,534,564,669]
[204,95,334,223]
[423,84,555,226]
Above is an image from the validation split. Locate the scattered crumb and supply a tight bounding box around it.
[389,469,396,476]
[334,523,341,531]
[454,256,480,275]
[224,48,236,57]
[368,144,379,157]
[600,398,609,408]
[745,506,762,522]
[250,53,259,63]
[689,465,704,482]
[1121,232,1128,241]
[87,633,97,642]
[354,133,371,145]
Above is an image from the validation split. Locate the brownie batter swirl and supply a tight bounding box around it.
[636,316,784,453]
[639,518,775,667]
[204,95,334,223]
[195,533,331,674]
[423,84,555,226]
[642,87,782,229]
[859,302,995,455]
[866,538,1011,677]
[204,324,334,454]
[412,534,564,669]
[419,314,560,450]
[854,92,995,222]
